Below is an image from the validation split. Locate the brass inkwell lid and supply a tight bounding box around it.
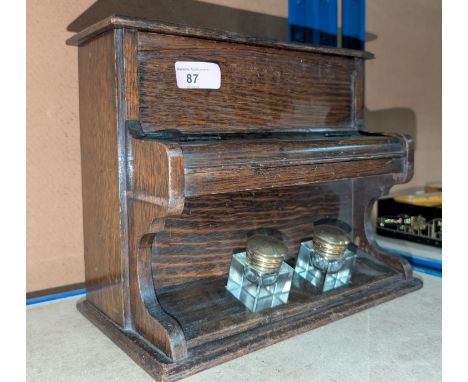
[246,235,287,275]
[313,225,350,261]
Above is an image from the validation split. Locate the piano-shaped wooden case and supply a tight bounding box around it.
[68,16,423,381]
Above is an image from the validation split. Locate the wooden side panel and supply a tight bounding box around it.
[138,33,357,134]
[152,182,352,289]
[78,31,124,325]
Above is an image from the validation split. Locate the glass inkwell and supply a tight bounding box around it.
[294,225,357,292]
[226,234,294,313]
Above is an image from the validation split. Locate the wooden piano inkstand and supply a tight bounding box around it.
[68,16,423,381]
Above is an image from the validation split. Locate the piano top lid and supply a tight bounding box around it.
[66,14,374,59]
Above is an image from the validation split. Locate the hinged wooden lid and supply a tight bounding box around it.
[66,15,373,59]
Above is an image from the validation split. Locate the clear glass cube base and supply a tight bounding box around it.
[294,240,357,292]
[226,252,293,313]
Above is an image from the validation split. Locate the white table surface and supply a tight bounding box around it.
[27,272,441,382]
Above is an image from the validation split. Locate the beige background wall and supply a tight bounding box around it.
[27,0,441,292]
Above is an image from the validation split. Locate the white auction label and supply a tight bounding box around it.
[174,61,221,89]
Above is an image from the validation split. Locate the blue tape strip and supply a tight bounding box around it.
[26,288,86,306]
[412,265,442,278]
[381,247,442,278]
[399,253,442,271]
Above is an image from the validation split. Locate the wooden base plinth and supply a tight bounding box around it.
[77,275,422,382]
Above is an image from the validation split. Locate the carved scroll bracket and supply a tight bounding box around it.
[127,139,187,361]
[349,131,414,279]
[352,176,413,279]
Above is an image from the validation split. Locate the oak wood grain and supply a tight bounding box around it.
[127,113,188,361]
[158,251,400,348]
[72,16,421,380]
[67,15,373,60]
[152,182,353,290]
[78,31,125,325]
[138,33,356,134]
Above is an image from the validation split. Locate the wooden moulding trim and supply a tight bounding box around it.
[66,15,374,59]
[77,274,422,381]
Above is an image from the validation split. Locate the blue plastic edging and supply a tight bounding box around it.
[399,253,442,271]
[381,247,442,278]
[411,265,442,278]
[26,288,86,306]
